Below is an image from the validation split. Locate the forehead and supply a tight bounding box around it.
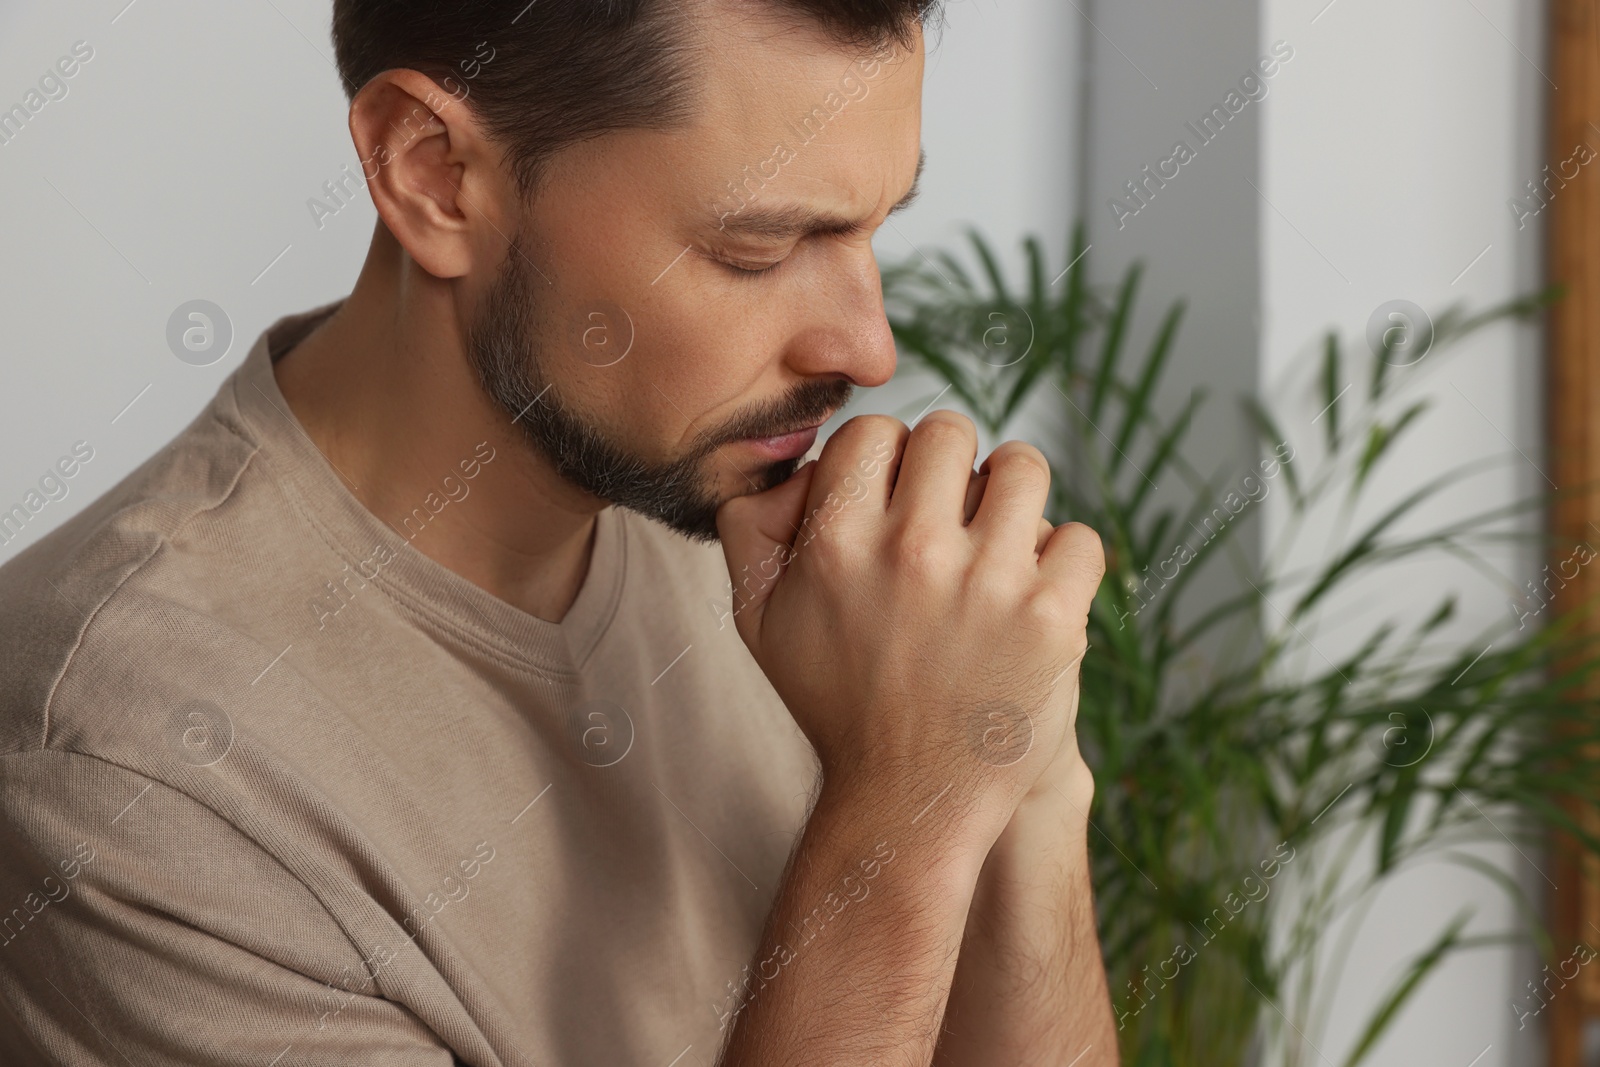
[670,5,927,226]
[521,7,926,256]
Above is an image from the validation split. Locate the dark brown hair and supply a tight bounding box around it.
[330,0,939,198]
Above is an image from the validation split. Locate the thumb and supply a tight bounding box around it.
[715,461,818,640]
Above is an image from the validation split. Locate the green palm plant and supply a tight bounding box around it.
[880,224,1600,1066]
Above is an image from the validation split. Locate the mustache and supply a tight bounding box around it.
[697,377,854,453]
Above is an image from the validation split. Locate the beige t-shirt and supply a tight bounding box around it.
[0,301,821,1066]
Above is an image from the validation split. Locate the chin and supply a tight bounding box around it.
[647,457,801,546]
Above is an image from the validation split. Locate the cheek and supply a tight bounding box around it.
[634,317,779,451]
[529,244,783,466]
[561,349,714,466]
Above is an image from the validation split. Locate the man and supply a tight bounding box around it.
[0,0,1115,1063]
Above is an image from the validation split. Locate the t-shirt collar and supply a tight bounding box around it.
[226,299,626,676]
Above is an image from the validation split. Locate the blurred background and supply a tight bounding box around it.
[0,0,1571,1063]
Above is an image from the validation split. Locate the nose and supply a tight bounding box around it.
[784,245,898,388]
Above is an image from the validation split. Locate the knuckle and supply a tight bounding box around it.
[815,416,904,492]
[988,445,1051,492]
[913,410,976,446]
[967,564,1027,609]
[832,413,906,455]
[1021,589,1071,632]
[893,524,955,580]
[992,439,1050,472]
[915,421,970,456]
[856,412,909,436]
[1061,521,1107,577]
[804,521,853,568]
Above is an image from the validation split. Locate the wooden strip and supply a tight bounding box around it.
[1548,1,1600,1063]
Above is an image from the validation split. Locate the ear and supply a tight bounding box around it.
[347,68,510,280]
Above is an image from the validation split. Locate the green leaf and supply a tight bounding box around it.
[1001,296,1056,423]
[1420,595,1457,634]
[1091,264,1143,422]
[1340,912,1471,1067]
[1290,467,1468,620]
[1450,283,1563,339]
[1355,401,1429,490]
[1111,301,1185,477]
[1148,484,1256,632]
[1370,334,1392,401]
[1134,1029,1175,1067]
[1321,332,1342,454]
[1377,767,1417,873]
[889,324,984,419]
[1127,390,1205,519]
[1057,223,1092,378]
[1239,396,1303,509]
[934,250,976,294]
[1442,850,1552,960]
[1167,586,1267,657]
[1024,235,1047,316]
[966,227,1011,305]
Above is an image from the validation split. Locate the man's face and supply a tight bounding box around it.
[466,7,925,542]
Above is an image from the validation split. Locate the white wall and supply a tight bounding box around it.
[0,0,365,560]
[1258,0,1548,1063]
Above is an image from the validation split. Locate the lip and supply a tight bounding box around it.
[741,423,823,461]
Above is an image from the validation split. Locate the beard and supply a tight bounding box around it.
[466,230,853,543]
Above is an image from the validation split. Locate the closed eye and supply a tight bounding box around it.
[728,261,781,278]
[706,250,785,279]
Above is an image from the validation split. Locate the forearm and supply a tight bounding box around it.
[716,779,994,1067]
[934,780,1118,1066]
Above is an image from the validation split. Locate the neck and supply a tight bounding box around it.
[272,222,604,623]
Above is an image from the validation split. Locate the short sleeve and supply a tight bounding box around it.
[0,750,455,1066]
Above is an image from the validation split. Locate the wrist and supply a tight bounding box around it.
[1021,745,1095,816]
[814,767,1009,886]
[994,763,1094,863]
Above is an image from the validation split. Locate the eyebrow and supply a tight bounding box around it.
[716,146,925,241]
